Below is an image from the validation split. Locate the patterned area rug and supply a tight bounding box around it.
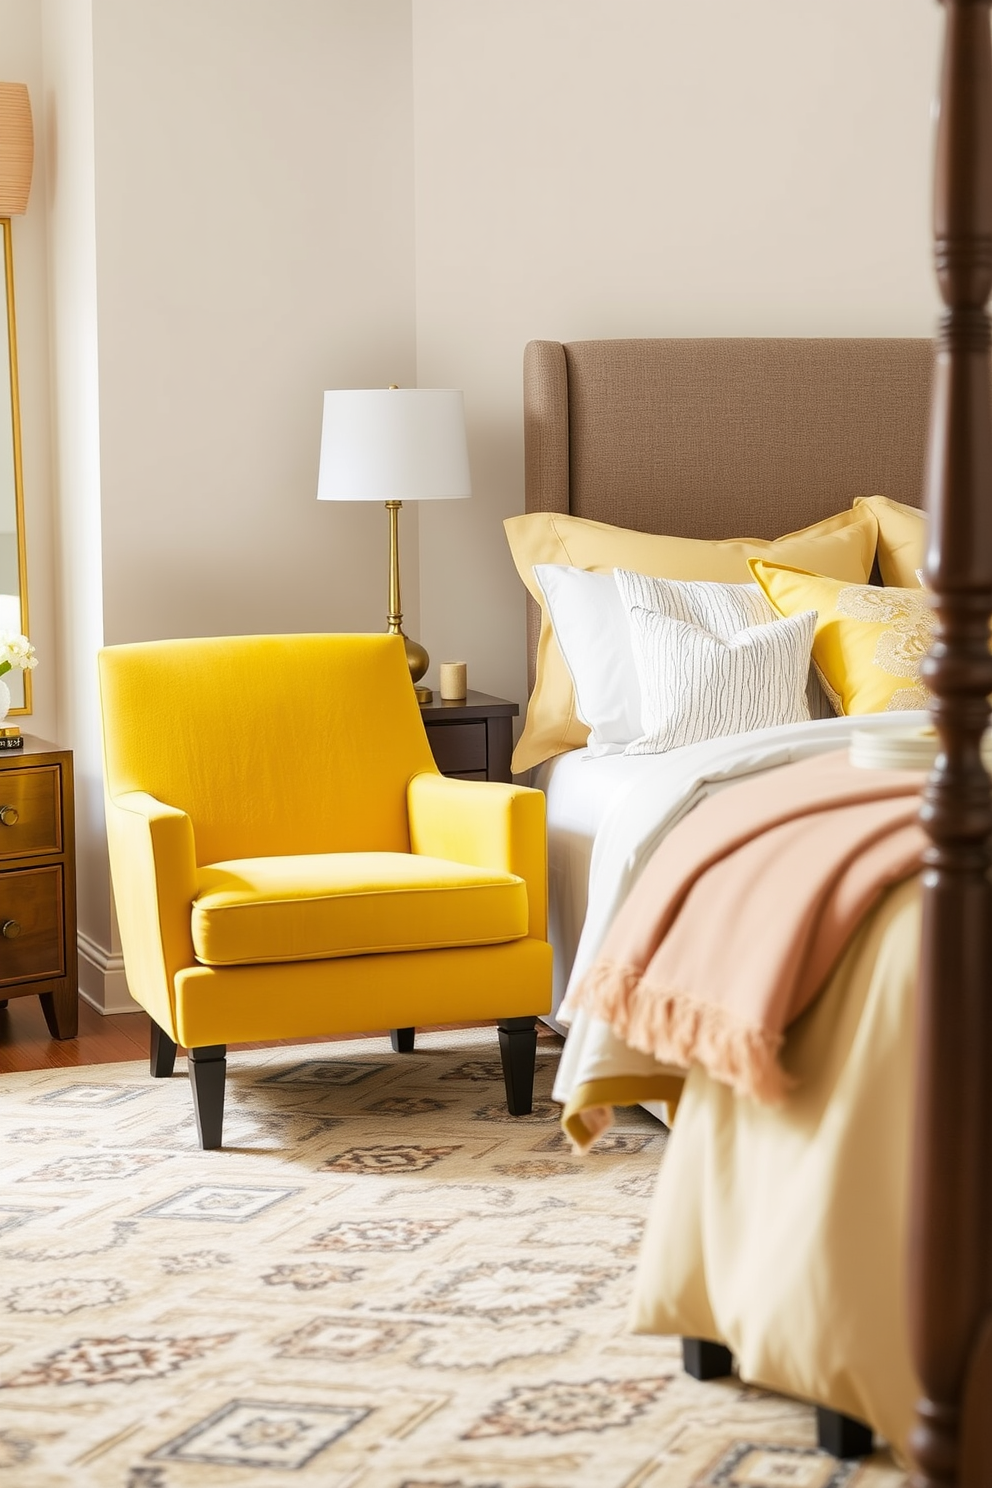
[0,1029,907,1487]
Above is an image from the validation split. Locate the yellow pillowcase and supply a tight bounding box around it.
[748,559,931,715]
[504,506,880,772]
[854,495,925,588]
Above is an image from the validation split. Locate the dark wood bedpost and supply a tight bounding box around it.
[914,3,992,1485]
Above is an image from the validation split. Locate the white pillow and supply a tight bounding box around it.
[532,565,643,754]
[624,607,816,754]
[612,568,778,634]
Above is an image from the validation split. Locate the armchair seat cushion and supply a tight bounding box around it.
[191,851,529,967]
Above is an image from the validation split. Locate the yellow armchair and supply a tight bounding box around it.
[98,633,552,1147]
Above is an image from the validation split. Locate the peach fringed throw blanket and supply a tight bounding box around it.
[561,750,925,1101]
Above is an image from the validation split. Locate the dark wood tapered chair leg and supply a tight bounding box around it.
[390,1027,415,1053]
[150,1021,178,1078]
[498,1016,537,1115]
[189,1044,227,1150]
[682,1337,734,1380]
[816,1407,873,1459]
[39,987,78,1039]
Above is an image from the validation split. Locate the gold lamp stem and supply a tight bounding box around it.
[386,500,403,632]
[384,500,431,703]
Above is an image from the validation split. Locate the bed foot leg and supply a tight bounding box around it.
[682,1337,733,1380]
[816,1407,873,1459]
[390,1027,415,1053]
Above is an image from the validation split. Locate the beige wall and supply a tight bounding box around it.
[92,0,418,649]
[412,0,943,710]
[42,0,110,1000]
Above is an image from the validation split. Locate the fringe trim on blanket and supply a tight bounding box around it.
[567,960,794,1104]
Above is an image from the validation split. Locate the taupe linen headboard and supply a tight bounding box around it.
[523,337,932,686]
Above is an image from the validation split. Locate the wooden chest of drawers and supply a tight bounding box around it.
[0,738,77,1038]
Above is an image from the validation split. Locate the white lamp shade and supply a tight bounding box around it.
[316,388,472,503]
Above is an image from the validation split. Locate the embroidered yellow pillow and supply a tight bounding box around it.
[853,495,925,588]
[504,506,879,772]
[748,560,931,714]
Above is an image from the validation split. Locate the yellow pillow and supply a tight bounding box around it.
[854,495,925,588]
[505,506,879,772]
[748,559,931,715]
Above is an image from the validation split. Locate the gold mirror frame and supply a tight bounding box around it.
[0,217,30,714]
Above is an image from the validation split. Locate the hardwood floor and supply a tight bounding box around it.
[0,993,149,1073]
[0,991,562,1074]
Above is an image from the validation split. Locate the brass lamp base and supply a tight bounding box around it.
[385,500,432,703]
[390,626,432,704]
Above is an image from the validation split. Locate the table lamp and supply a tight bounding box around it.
[316,387,472,703]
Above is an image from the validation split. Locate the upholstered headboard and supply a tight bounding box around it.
[522,337,932,686]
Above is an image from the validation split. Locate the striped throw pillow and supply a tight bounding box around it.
[623,607,816,754]
[613,570,778,635]
[613,569,833,725]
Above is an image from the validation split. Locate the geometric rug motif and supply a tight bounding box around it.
[0,1030,907,1486]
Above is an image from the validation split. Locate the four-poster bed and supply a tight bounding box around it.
[910,3,992,1484]
[511,4,991,1481]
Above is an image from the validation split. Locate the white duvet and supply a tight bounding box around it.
[550,709,928,1112]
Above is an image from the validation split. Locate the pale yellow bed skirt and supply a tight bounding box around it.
[630,873,921,1461]
[561,1072,686,1147]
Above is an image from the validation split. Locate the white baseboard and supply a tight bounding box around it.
[77,931,141,1015]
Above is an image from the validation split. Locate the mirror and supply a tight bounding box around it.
[0,218,29,713]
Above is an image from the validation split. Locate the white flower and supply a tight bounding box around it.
[0,631,37,677]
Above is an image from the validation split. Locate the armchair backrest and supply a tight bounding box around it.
[99,634,437,863]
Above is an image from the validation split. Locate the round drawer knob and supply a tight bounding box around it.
[0,805,18,826]
[2,920,20,939]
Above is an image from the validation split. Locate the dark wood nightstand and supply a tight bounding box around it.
[0,736,77,1039]
[419,691,518,782]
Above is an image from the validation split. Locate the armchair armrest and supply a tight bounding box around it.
[407,773,547,940]
[105,790,198,1035]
